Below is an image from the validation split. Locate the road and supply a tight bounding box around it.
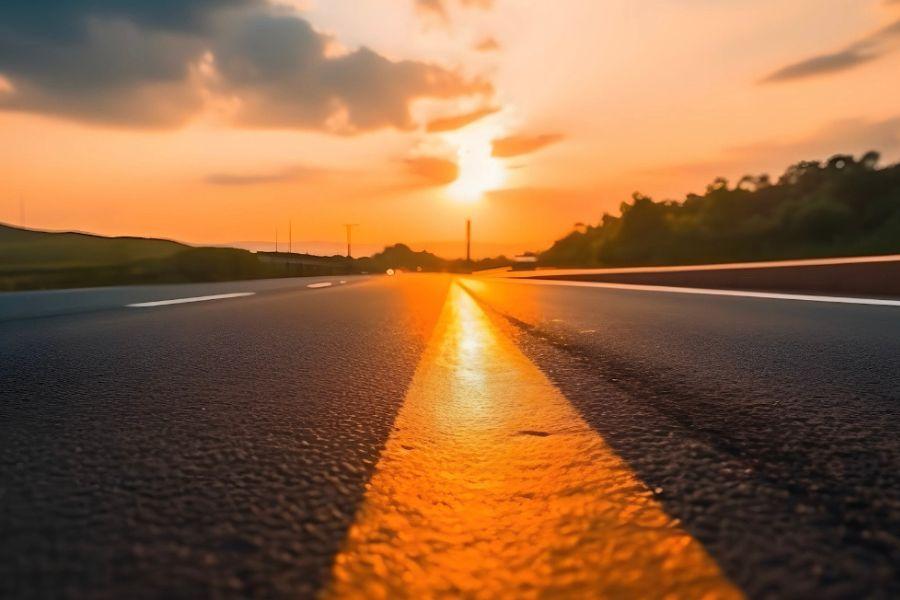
[1,274,898,598]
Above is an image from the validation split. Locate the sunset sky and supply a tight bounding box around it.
[2,0,900,257]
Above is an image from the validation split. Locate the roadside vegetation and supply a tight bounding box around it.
[356,244,509,274]
[0,225,186,271]
[0,225,353,291]
[541,152,900,267]
[0,229,505,291]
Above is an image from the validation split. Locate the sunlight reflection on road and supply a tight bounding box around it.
[326,282,741,599]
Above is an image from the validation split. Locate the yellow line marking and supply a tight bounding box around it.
[325,283,742,599]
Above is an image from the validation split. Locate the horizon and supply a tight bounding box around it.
[5,144,899,262]
[0,219,540,260]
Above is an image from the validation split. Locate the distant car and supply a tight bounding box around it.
[511,254,538,271]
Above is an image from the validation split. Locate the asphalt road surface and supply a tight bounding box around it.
[1,274,898,598]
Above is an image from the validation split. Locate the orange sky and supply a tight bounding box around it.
[2,0,900,257]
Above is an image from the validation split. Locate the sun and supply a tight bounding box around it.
[447,134,507,203]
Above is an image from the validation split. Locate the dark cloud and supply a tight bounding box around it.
[0,1,223,126]
[425,106,498,132]
[406,156,459,184]
[763,17,900,83]
[205,165,324,186]
[214,10,488,131]
[762,50,879,83]
[0,2,218,126]
[0,1,258,38]
[491,133,564,158]
[0,1,488,130]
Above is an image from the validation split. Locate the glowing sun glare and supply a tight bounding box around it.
[447,136,507,203]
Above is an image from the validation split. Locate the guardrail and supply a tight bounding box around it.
[492,255,900,298]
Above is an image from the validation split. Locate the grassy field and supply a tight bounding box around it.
[0,224,187,272]
[0,224,352,291]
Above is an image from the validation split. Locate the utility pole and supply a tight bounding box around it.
[275,228,279,253]
[344,224,359,258]
[466,218,472,264]
[289,220,292,255]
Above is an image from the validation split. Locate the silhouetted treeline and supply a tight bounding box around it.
[541,152,900,267]
[358,243,510,273]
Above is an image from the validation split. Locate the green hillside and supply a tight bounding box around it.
[541,152,900,267]
[0,224,359,291]
[0,223,187,273]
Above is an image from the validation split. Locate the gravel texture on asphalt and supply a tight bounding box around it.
[0,276,450,598]
[463,279,900,599]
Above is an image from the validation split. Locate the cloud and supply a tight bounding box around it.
[763,17,900,83]
[406,156,459,184]
[414,0,493,17]
[0,2,488,130]
[762,51,879,83]
[213,9,488,132]
[491,133,564,158]
[0,1,259,37]
[474,37,500,52]
[0,14,209,126]
[415,0,446,14]
[205,164,324,186]
[425,106,498,132]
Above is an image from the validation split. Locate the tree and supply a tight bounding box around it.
[539,151,900,267]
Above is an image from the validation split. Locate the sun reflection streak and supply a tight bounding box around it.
[326,282,741,599]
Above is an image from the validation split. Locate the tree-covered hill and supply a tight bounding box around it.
[541,152,900,267]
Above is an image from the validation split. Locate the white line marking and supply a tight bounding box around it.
[307,282,334,289]
[127,292,255,308]
[340,280,348,285]
[496,279,900,307]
